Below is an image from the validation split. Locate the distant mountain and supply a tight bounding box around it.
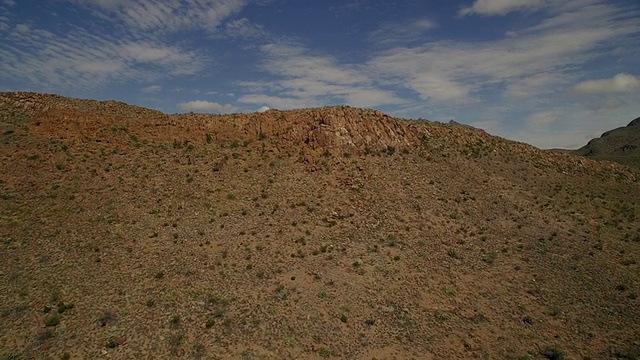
[572,116,640,167]
[574,116,640,156]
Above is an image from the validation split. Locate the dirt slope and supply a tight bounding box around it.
[1,92,639,359]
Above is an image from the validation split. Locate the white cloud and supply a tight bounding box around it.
[0,18,205,90]
[142,85,162,93]
[361,0,640,149]
[459,0,550,16]
[238,43,405,109]
[120,42,201,74]
[370,2,639,104]
[2,0,220,92]
[260,43,369,85]
[572,73,640,94]
[177,100,237,113]
[257,106,270,112]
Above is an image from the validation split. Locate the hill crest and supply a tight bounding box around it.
[2,91,416,153]
[4,91,636,177]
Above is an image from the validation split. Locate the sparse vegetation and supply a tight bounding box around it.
[442,287,457,297]
[106,336,117,348]
[1,93,639,359]
[170,315,180,328]
[44,313,60,327]
[318,347,331,358]
[540,347,564,360]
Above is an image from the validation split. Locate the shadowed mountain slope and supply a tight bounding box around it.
[575,116,640,156]
[572,116,640,167]
[1,92,639,359]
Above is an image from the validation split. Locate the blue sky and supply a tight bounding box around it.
[1,0,639,149]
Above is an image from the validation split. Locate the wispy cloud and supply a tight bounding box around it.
[0,0,251,91]
[238,43,405,109]
[504,72,568,98]
[70,0,127,10]
[370,1,639,103]
[260,44,369,85]
[569,73,640,114]
[72,0,247,34]
[0,23,204,89]
[369,18,437,46]
[357,0,640,148]
[177,100,237,113]
[222,17,268,39]
[141,85,162,93]
[459,0,551,16]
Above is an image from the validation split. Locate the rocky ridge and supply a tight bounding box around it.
[1,91,625,175]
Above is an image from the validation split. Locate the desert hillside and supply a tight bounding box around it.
[1,92,639,359]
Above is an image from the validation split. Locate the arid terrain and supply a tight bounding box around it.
[1,92,639,360]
